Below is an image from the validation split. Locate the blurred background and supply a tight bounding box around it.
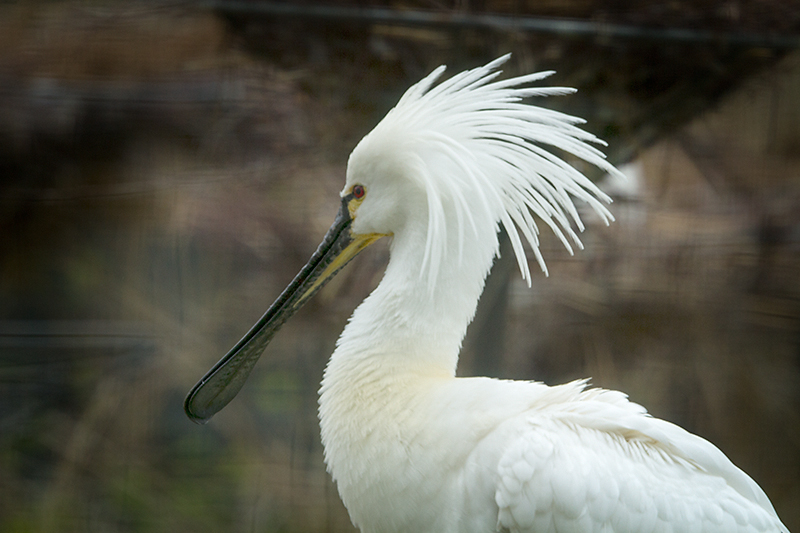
[1,1,799,531]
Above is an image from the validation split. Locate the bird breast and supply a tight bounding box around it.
[318,363,554,532]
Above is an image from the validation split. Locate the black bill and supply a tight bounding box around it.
[184,196,382,424]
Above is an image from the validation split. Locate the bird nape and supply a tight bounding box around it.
[185,55,789,533]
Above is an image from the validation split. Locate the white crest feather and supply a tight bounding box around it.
[373,54,620,288]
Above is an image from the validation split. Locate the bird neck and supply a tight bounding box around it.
[318,210,500,502]
[328,215,500,379]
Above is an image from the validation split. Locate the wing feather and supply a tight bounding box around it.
[495,387,789,533]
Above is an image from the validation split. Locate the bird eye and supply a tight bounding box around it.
[352,185,366,199]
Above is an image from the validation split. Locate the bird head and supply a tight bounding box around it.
[343,143,414,239]
[184,54,622,423]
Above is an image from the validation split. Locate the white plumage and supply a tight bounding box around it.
[186,55,789,533]
[319,55,787,533]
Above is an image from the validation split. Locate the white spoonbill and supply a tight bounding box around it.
[185,55,789,533]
